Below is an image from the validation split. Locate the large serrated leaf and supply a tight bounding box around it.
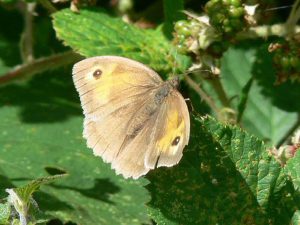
[0,68,150,225]
[147,116,285,225]
[52,8,190,74]
[203,117,281,207]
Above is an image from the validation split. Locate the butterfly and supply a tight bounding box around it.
[72,56,190,179]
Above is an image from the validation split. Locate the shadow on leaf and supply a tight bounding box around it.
[0,173,73,212]
[49,178,120,204]
[252,43,300,112]
[0,68,81,123]
[0,174,15,199]
[35,191,74,212]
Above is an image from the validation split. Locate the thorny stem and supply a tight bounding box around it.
[38,0,57,14]
[20,2,36,63]
[286,0,300,36]
[236,24,300,40]
[277,114,300,148]
[185,76,220,116]
[0,51,83,85]
[208,77,231,108]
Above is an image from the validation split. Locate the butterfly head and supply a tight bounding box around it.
[167,76,180,89]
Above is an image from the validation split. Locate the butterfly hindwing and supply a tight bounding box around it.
[145,91,190,169]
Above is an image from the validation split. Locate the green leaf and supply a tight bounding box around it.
[291,211,300,225]
[285,151,300,190]
[204,117,282,207]
[147,116,282,224]
[52,8,190,75]
[0,69,150,225]
[0,203,10,224]
[14,175,67,204]
[163,0,185,39]
[5,175,65,225]
[220,45,298,145]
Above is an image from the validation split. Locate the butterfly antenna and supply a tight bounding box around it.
[177,68,213,79]
[265,4,293,12]
[173,48,178,76]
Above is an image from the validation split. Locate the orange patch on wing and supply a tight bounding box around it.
[88,63,128,102]
[157,110,185,154]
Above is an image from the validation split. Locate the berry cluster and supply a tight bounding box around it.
[269,38,300,84]
[205,0,246,35]
[173,17,229,57]
[173,19,202,54]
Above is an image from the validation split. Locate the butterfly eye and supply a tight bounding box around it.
[172,136,180,146]
[93,69,102,79]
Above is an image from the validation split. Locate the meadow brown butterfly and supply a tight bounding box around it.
[72,56,190,179]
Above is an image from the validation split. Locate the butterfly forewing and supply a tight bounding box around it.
[72,56,162,121]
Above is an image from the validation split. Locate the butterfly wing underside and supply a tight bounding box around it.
[72,56,162,121]
[103,90,190,179]
[72,56,190,179]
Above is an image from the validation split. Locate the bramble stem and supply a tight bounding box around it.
[286,0,300,36]
[277,114,300,148]
[185,76,220,116]
[20,2,36,63]
[208,77,231,108]
[236,24,300,40]
[38,0,57,14]
[0,51,82,85]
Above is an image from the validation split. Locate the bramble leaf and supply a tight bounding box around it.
[147,116,285,224]
[52,8,190,75]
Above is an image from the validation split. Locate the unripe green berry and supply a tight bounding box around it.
[176,44,187,53]
[181,26,191,36]
[229,7,244,18]
[281,56,290,70]
[230,0,241,7]
[290,56,300,68]
[175,20,188,31]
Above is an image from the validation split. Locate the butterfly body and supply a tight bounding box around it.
[72,56,190,179]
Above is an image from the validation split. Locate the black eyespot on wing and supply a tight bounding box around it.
[172,136,180,146]
[93,69,102,79]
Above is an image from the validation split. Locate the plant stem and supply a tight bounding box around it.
[276,113,300,148]
[236,24,300,40]
[20,2,36,63]
[38,0,57,14]
[208,77,231,108]
[286,0,300,36]
[0,51,83,85]
[185,76,219,116]
[237,78,253,123]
